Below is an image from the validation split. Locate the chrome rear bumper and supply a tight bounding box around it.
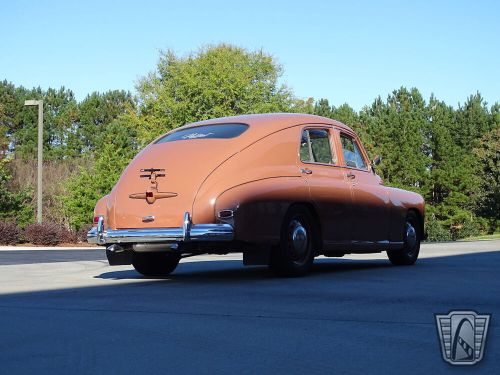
[87,212,234,245]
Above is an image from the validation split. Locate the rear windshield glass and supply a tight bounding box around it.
[155,123,249,143]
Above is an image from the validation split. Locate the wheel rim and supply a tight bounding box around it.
[288,219,309,264]
[405,221,418,254]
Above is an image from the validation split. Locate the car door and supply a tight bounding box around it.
[298,126,352,248]
[338,131,390,248]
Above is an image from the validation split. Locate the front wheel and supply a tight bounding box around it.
[269,206,316,277]
[387,211,421,266]
[132,252,181,277]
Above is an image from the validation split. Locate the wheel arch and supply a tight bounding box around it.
[407,207,424,240]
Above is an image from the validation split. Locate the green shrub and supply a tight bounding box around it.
[425,215,452,242]
[452,218,482,240]
[61,121,136,230]
[0,158,34,227]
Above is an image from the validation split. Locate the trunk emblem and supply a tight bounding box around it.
[129,168,178,204]
[142,215,155,222]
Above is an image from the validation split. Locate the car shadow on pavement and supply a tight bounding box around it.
[95,258,394,282]
[1,250,499,375]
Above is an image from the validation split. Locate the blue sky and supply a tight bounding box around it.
[1,0,498,110]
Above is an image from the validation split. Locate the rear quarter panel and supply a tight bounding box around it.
[215,178,308,244]
[193,125,307,243]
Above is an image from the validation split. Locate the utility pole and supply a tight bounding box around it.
[24,100,43,223]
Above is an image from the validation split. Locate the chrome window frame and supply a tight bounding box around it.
[339,132,370,172]
[298,126,337,166]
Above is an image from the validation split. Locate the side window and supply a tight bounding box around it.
[300,129,335,164]
[300,131,311,161]
[340,134,367,170]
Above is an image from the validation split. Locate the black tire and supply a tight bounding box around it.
[387,211,421,266]
[269,205,316,277]
[132,252,181,277]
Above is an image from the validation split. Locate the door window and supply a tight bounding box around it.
[340,134,367,169]
[300,129,335,164]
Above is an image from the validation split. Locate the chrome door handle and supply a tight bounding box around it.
[346,172,356,179]
[300,168,313,175]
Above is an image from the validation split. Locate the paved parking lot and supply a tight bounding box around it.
[0,241,499,374]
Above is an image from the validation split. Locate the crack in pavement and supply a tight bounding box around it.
[0,303,449,326]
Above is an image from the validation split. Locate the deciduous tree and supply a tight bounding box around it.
[136,44,294,143]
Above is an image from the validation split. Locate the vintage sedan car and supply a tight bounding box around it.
[88,113,424,276]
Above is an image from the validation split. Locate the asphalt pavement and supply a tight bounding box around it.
[0,241,499,374]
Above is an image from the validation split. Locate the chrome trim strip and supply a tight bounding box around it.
[324,240,404,249]
[350,240,404,246]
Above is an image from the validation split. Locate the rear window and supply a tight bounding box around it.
[155,123,249,143]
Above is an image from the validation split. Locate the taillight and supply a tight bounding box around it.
[93,216,104,226]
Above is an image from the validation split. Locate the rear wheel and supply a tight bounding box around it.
[132,252,181,277]
[270,206,316,277]
[387,211,420,265]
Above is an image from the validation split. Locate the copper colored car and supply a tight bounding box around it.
[88,113,425,276]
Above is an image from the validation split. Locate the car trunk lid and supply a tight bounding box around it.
[110,140,240,229]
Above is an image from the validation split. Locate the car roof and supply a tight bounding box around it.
[177,113,354,138]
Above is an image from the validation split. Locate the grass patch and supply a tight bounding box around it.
[459,233,500,241]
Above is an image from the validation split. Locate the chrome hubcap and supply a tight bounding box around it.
[405,222,417,250]
[290,220,308,258]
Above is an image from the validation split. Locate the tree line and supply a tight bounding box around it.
[0,44,498,241]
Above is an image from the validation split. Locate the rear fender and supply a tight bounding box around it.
[93,195,109,227]
[215,177,308,244]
